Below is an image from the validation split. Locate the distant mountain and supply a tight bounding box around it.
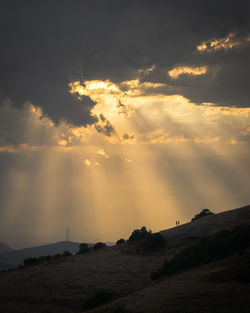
[0,241,80,269]
[0,241,14,254]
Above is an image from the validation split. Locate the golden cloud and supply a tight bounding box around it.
[96,148,109,158]
[142,129,222,145]
[53,125,91,146]
[120,79,165,90]
[138,64,156,76]
[83,158,101,167]
[68,77,250,146]
[142,129,188,144]
[196,32,250,53]
[69,78,166,126]
[168,66,208,79]
[84,158,91,167]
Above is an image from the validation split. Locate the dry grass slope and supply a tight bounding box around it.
[0,205,249,313]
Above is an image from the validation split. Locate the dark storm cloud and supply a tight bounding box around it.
[0,0,249,131]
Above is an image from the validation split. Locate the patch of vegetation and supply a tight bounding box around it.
[151,225,250,280]
[191,208,214,222]
[62,250,72,257]
[23,257,39,267]
[77,243,90,254]
[23,255,52,266]
[38,255,52,262]
[116,238,126,245]
[128,226,151,241]
[84,291,114,310]
[93,242,106,250]
[52,253,62,260]
[23,250,73,267]
[127,226,166,254]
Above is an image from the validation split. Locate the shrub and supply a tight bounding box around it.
[38,255,52,262]
[127,227,166,254]
[23,257,39,267]
[63,250,72,257]
[191,208,214,222]
[128,226,151,242]
[77,243,89,254]
[53,253,62,259]
[23,255,53,267]
[116,239,125,245]
[93,242,106,250]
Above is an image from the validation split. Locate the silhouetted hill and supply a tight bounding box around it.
[0,205,249,313]
[0,241,14,253]
[160,205,250,248]
[0,241,80,268]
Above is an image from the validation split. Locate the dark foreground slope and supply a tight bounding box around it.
[0,205,249,313]
[0,247,163,313]
[89,252,250,313]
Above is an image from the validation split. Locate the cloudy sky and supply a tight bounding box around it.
[0,0,249,248]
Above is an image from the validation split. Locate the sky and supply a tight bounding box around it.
[0,0,249,249]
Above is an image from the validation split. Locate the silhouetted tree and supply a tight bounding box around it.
[38,255,52,262]
[53,253,62,259]
[63,250,72,257]
[128,226,166,254]
[23,257,39,267]
[77,243,89,254]
[191,208,214,222]
[116,238,125,245]
[93,242,106,250]
[128,226,151,241]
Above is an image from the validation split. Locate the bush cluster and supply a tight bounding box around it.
[125,226,166,254]
[191,208,214,222]
[23,250,72,267]
[116,238,125,245]
[93,242,106,250]
[128,226,151,241]
[76,242,107,254]
[77,243,89,254]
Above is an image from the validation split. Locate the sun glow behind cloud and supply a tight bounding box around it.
[1,75,250,247]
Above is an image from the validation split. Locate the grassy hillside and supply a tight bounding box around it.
[89,252,250,313]
[0,205,249,313]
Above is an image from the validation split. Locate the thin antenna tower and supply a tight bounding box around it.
[66,227,69,242]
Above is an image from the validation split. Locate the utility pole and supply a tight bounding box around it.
[66,227,69,242]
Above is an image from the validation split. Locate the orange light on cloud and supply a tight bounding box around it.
[96,148,109,158]
[168,66,208,79]
[196,32,250,53]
